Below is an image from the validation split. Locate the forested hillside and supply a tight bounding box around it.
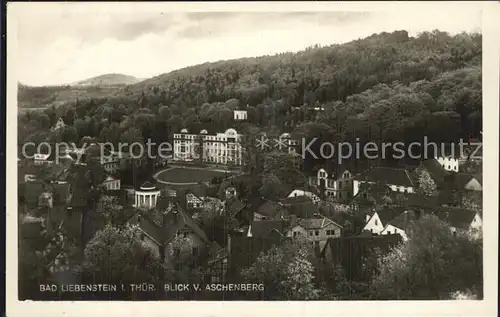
[74,73,143,87]
[18,30,482,157]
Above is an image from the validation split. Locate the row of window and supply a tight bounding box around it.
[105,181,120,190]
[174,135,239,142]
[305,229,337,236]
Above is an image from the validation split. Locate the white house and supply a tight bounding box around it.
[287,189,321,204]
[33,153,51,165]
[362,208,406,235]
[362,211,385,235]
[380,223,409,241]
[379,210,419,241]
[436,156,459,173]
[233,110,248,121]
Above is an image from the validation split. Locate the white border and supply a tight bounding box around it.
[6,2,499,317]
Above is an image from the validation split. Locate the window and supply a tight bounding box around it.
[309,231,313,236]
[375,219,378,226]
[315,230,319,236]
[293,231,298,237]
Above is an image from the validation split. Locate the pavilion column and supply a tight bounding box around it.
[135,194,138,206]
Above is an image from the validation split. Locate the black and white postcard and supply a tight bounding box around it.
[5,2,499,317]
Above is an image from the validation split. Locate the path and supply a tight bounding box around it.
[153,165,244,185]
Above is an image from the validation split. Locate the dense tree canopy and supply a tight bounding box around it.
[370,215,483,300]
[18,30,482,162]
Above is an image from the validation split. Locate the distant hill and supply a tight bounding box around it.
[72,73,143,87]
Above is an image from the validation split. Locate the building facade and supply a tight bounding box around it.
[173,128,243,166]
[308,167,354,202]
[436,156,459,172]
[277,133,299,155]
[134,182,161,209]
[102,176,121,191]
[233,110,248,121]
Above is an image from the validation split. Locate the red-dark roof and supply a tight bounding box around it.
[388,210,420,231]
[356,167,415,187]
[249,220,287,239]
[435,207,479,229]
[256,200,287,219]
[422,159,449,185]
[280,195,312,205]
[226,198,246,217]
[373,207,406,226]
[452,173,482,189]
[129,198,211,246]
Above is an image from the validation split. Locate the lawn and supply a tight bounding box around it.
[156,167,230,184]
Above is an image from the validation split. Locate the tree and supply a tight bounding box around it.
[370,215,483,300]
[19,216,79,299]
[83,224,165,286]
[259,174,286,200]
[192,197,223,227]
[240,238,321,300]
[415,167,438,196]
[120,127,143,155]
[97,195,124,225]
[263,151,305,188]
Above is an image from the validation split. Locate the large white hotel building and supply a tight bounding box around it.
[173,128,243,166]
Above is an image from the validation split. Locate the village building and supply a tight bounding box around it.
[280,195,318,219]
[276,133,299,155]
[102,175,121,191]
[353,167,415,197]
[246,220,288,241]
[52,117,66,131]
[134,181,161,209]
[452,173,482,192]
[435,207,483,239]
[284,215,343,250]
[362,207,405,235]
[379,210,421,241]
[127,197,213,263]
[308,164,354,202]
[253,199,288,221]
[233,110,248,121]
[173,128,243,166]
[33,153,52,165]
[287,188,321,204]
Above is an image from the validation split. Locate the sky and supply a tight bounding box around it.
[11,3,482,86]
